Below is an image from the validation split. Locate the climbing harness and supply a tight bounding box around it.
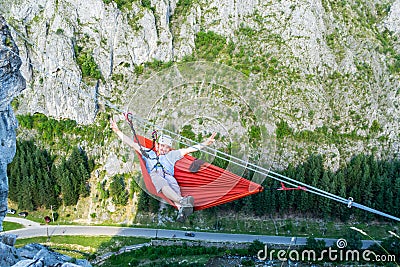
[124,112,167,177]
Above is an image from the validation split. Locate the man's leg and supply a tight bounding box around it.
[163,174,194,210]
[151,171,183,207]
[161,185,193,222]
[161,185,182,207]
[165,174,195,220]
[150,171,194,221]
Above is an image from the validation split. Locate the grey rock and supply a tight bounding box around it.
[0,17,25,110]
[62,262,91,267]
[0,15,26,231]
[0,242,93,267]
[73,259,92,267]
[32,247,71,266]
[19,243,48,260]
[1,233,18,246]
[384,0,400,34]
[0,242,19,266]
[11,259,38,267]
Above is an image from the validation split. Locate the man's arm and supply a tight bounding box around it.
[110,120,142,154]
[179,132,217,156]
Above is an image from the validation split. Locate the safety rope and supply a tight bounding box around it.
[124,112,150,158]
[123,113,400,222]
[1,24,399,222]
[124,112,166,176]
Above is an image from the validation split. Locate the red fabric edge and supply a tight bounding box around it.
[134,135,264,210]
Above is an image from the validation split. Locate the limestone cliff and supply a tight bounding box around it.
[0,0,399,224]
[0,15,25,231]
[0,0,398,168]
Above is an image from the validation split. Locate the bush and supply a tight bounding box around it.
[195,31,227,61]
[109,175,128,205]
[74,45,102,79]
[275,120,293,139]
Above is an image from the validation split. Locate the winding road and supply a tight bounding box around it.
[3,216,376,249]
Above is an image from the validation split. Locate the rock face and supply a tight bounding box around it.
[0,15,26,231]
[0,0,179,124]
[0,242,92,267]
[0,0,397,164]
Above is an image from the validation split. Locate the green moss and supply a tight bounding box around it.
[238,24,257,37]
[179,125,196,146]
[326,30,346,62]
[375,3,391,18]
[128,12,144,31]
[375,29,400,74]
[134,65,144,75]
[144,59,173,71]
[389,54,400,74]
[355,61,373,77]
[248,125,262,148]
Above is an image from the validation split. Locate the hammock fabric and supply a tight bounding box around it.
[134,136,264,211]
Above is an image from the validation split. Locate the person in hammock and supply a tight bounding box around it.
[111,119,216,222]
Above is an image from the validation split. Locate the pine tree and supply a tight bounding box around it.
[110,175,128,205]
[320,171,332,218]
[261,179,275,215]
[363,180,374,221]
[374,175,385,211]
[66,147,90,199]
[304,155,324,215]
[7,144,22,202]
[97,181,109,200]
[284,164,297,211]
[295,165,309,214]
[59,172,76,206]
[336,173,350,221]
[148,194,160,213]
[18,175,34,211]
[137,191,150,212]
[394,177,400,217]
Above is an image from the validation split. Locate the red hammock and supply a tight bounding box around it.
[134,136,263,211]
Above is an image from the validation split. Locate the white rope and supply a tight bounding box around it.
[1,23,399,222]
[126,113,400,222]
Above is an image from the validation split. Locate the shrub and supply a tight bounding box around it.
[74,45,102,79]
[275,120,293,139]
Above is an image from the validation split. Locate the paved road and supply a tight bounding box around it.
[4,216,41,227]
[3,217,376,249]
